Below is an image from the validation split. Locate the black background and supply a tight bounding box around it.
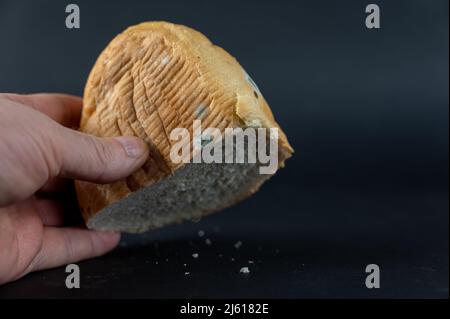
[0,0,448,298]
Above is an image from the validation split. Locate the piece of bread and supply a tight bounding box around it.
[75,21,293,233]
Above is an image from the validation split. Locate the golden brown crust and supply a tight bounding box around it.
[75,21,293,224]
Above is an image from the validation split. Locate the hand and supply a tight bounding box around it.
[0,93,149,285]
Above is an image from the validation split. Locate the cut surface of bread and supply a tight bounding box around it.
[75,21,293,233]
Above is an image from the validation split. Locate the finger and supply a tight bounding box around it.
[53,128,149,183]
[35,183,85,226]
[34,198,65,226]
[31,227,120,271]
[1,93,82,128]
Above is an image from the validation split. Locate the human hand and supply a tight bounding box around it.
[0,93,149,284]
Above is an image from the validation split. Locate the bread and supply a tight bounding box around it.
[75,21,293,233]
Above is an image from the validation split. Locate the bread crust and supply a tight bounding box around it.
[75,21,293,227]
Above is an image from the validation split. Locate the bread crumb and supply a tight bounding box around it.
[205,238,212,245]
[198,230,205,237]
[240,267,250,274]
[192,253,199,258]
[234,241,242,249]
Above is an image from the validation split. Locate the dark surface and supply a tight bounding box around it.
[0,0,448,298]
[0,186,448,298]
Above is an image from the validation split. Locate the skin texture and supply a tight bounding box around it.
[0,93,149,285]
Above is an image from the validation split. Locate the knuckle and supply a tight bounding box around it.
[89,137,115,180]
[63,230,75,261]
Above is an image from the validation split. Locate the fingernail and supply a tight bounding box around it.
[114,136,147,158]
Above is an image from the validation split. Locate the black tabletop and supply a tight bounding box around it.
[0,183,448,298]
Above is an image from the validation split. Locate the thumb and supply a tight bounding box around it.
[53,128,149,183]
